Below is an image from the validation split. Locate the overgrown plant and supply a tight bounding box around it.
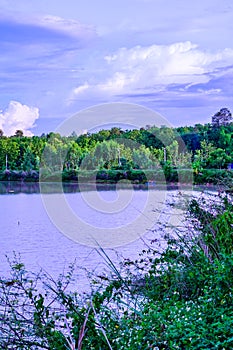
[1,192,233,349]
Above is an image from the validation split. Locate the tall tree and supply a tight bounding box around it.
[15,130,24,137]
[212,108,232,127]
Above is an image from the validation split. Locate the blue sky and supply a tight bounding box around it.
[0,0,233,135]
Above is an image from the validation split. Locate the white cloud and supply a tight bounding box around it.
[0,13,96,69]
[73,83,90,95]
[67,83,90,106]
[0,101,39,136]
[39,15,95,40]
[70,41,233,101]
[197,88,222,95]
[0,12,95,42]
[102,42,233,88]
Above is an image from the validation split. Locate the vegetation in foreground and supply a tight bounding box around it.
[1,191,233,349]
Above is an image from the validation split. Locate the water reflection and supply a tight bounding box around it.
[0,181,183,195]
[0,181,40,195]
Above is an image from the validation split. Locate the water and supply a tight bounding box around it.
[0,181,185,292]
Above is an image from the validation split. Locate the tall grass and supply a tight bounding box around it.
[0,192,233,349]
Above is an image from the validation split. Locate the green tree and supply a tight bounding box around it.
[94,140,119,169]
[166,140,179,165]
[207,148,231,169]
[132,145,153,169]
[65,142,82,169]
[14,129,24,137]
[22,146,35,171]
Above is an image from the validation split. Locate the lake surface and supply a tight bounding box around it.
[0,181,190,292]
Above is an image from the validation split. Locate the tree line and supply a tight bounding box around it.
[1,121,233,184]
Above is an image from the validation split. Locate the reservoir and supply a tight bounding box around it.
[0,181,186,291]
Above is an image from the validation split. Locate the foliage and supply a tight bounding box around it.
[1,193,233,348]
[0,121,233,183]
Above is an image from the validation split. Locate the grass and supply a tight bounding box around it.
[0,191,233,349]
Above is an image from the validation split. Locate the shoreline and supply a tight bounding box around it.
[1,167,233,187]
[0,179,223,195]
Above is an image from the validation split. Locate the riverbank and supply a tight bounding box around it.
[1,167,233,186]
[0,179,222,195]
[0,190,233,348]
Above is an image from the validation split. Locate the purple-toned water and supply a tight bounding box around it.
[0,182,185,291]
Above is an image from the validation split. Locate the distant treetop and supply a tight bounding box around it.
[212,107,232,127]
[14,130,24,137]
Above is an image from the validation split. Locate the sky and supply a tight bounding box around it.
[0,0,233,135]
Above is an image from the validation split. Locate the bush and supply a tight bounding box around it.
[1,193,233,349]
[194,169,233,186]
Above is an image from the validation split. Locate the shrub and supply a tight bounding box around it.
[1,193,233,349]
